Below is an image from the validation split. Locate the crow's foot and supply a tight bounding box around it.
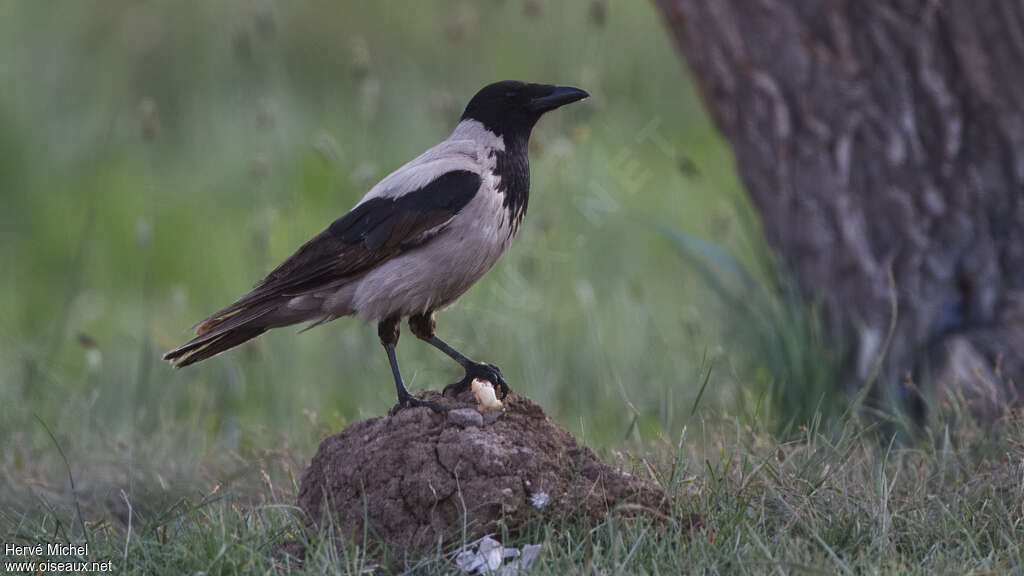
[443,362,510,398]
[389,393,446,416]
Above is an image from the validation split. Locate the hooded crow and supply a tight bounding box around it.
[163,81,589,412]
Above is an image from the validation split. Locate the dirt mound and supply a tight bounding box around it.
[296,390,666,551]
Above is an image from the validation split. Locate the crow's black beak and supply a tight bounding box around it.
[528,86,590,113]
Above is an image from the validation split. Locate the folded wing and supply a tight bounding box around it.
[177,169,481,340]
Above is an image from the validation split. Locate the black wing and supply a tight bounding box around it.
[193,169,481,332]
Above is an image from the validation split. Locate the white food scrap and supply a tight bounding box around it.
[471,378,503,411]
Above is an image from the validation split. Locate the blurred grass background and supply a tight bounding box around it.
[5,5,1023,572]
[0,0,780,494]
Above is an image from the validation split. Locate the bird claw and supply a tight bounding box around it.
[442,378,471,398]
[443,362,510,399]
[389,394,446,416]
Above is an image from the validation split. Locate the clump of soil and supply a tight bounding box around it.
[296,390,667,551]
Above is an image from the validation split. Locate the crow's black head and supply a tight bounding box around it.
[461,81,589,138]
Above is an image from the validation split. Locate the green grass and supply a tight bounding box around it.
[2,2,1020,573]
[4,404,1022,574]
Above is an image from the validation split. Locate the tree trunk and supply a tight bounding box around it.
[655,0,1024,416]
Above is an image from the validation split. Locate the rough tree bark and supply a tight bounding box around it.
[655,1,1024,416]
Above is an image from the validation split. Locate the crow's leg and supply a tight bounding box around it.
[409,312,509,398]
[379,316,444,414]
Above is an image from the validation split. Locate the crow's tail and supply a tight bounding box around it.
[162,302,279,368]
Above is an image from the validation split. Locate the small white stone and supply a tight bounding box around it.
[454,536,543,575]
[529,492,550,510]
